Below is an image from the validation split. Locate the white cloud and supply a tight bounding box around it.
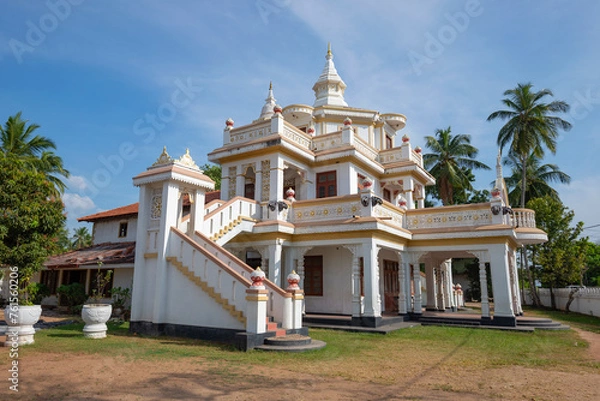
[66,175,89,191]
[63,192,96,215]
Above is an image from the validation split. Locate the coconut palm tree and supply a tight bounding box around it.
[0,112,69,195]
[487,83,571,208]
[423,127,490,205]
[71,227,92,250]
[503,153,571,206]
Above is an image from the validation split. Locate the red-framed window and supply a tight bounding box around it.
[317,171,337,198]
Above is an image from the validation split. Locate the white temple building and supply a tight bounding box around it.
[40,46,547,349]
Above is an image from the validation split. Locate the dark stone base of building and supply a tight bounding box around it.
[129,321,308,351]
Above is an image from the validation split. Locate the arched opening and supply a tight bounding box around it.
[243,166,256,200]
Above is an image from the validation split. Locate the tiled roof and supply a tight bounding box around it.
[78,190,221,222]
[78,203,139,222]
[45,242,136,269]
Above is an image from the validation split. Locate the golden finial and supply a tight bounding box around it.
[269,81,272,90]
[327,42,332,56]
[152,146,174,166]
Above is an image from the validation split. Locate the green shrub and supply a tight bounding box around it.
[57,282,87,312]
[25,282,51,304]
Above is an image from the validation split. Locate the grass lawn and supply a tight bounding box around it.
[523,306,600,334]
[16,309,599,384]
[2,309,599,400]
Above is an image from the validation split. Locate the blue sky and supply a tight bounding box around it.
[2,0,599,241]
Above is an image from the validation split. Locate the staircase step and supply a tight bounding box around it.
[266,322,279,331]
[255,338,327,353]
[418,317,481,326]
[264,334,312,346]
[273,328,287,337]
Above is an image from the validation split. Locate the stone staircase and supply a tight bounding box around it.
[256,317,326,352]
[209,216,256,243]
[166,256,246,325]
[516,317,570,330]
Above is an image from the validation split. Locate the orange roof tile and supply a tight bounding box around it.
[78,203,139,222]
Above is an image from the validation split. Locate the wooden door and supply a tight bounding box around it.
[383,260,399,312]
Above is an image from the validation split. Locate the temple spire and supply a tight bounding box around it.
[494,148,510,206]
[312,44,348,107]
[256,81,277,121]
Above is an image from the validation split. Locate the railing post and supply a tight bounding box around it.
[246,268,267,334]
[286,271,304,330]
[245,288,268,334]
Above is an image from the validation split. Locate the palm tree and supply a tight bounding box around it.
[0,112,69,195]
[71,227,92,250]
[503,153,571,206]
[487,83,572,208]
[423,127,490,205]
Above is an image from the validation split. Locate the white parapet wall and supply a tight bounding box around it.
[524,287,600,317]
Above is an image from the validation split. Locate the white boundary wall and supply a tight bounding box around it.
[524,287,600,317]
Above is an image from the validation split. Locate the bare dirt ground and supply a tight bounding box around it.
[1,311,599,401]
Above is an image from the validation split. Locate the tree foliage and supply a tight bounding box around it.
[201,163,221,190]
[0,157,66,303]
[423,127,490,205]
[584,241,600,286]
[0,112,69,195]
[487,83,571,208]
[71,226,92,250]
[503,153,570,207]
[528,196,587,294]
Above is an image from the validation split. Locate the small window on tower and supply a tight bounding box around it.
[118,222,128,238]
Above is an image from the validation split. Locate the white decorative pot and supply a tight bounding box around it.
[81,304,112,339]
[4,305,42,346]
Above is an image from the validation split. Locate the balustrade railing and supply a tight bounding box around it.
[406,203,493,230]
[226,121,272,145]
[289,195,363,223]
[170,227,251,319]
[191,229,293,327]
[511,208,536,228]
[204,196,260,239]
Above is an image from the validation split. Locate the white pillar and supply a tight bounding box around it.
[436,265,445,311]
[397,252,408,315]
[235,168,244,198]
[221,176,230,202]
[425,260,437,310]
[344,245,362,318]
[471,251,491,321]
[362,240,381,323]
[402,258,413,312]
[270,159,284,201]
[488,244,516,325]
[255,169,263,202]
[153,181,180,324]
[510,249,523,315]
[412,263,422,314]
[267,241,283,287]
[444,260,456,311]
